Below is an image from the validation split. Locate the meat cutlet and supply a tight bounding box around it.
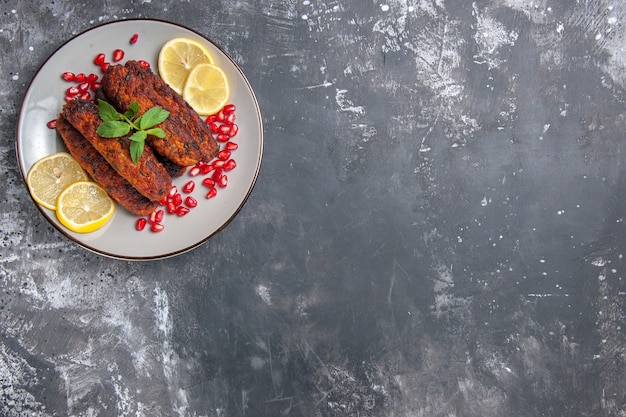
[56,116,158,216]
[101,60,219,165]
[62,98,171,203]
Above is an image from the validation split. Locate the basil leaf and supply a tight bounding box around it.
[140,107,170,130]
[129,130,147,142]
[97,120,130,138]
[145,127,166,138]
[130,140,144,164]
[97,99,121,122]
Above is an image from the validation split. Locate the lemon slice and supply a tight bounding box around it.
[56,181,115,233]
[26,152,89,210]
[183,63,229,116]
[158,37,214,94]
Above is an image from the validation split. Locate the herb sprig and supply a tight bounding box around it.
[96,99,170,164]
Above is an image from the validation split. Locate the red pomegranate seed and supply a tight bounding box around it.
[113,49,125,62]
[61,72,75,82]
[216,110,225,122]
[176,206,190,216]
[223,104,236,114]
[46,119,57,129]
[94,53,106,66]
[217,175,228,188]
[209,122,219,133]
[87,73,99,83]
[150,223,165,232]
[168,185,178,197]
[149,209,164,224]
[66,86,80,97]
[229,124,239,137]
[225,113,236,125]
[136,218,147,231]
[212,160,225,169]
[137,60,150,68]
[182,180,195,193]
[75,73,87,82]
[218,149,231,160]
[130,33,139,44]
[223,159,237,171]
[166,201,176,214]
[200,164,213,174]
[226,141,238,151]
[64,95,78,102]
[90,82,102,92]
[216,133,229,143]
[78,82,90,93]
[185,196,197,208]
[206,188,217,198]
[189,166,201,176]
[100,62,110,72]
[80,92,91,100]
[211,169,223,182]
[172,193,183,207]
[218,124,231,135]
[202,178,215,188]
[205,114,217,124]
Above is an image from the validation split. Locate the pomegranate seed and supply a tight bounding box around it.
[229,124,239,137]
[206,188,217,198]
[149,209,164,223]
[158,196,168,205]
[90,82,102,92]
[136,218,147,231]
[176,206,190,216]
[223,104,236,114]
[226,141,239,151]
[200,164,213,174]
[78,82,90,93]
[75,73,87,82]
[205,114,217,124]
[94,53,106,66]
[137,60,150,68]
[168,185,178,197]
[87,73,99,83]
[216,110,225,122]
[225,113,236,125]
[130,33,139,44]
[61,72,75,82]
[189,166,201,176]
[100,62,110,72]
[209,122,219,133]
[211,169,222,182]
[65,95,79,102]
[172,193,183,207]
[166,201,176,214]
[218,124,231,135]
[217,175,228,188]
[223,159,237,171]
[46,119,57,129]
[202,178,215,188]
[113,49,125,62]
[218,149,231,160]
[66,86,80,97]
[213,160,225,169]
[182,180,195,193]
[185,196,198,208]
[216,133,230,143]
[150,223,165,232]
[80,92,91,100]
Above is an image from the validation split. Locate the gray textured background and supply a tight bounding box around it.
[1,0,625,416]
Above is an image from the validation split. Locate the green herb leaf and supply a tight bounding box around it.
[129,130,147,142]
[98,99,122,122]
[97,120,131,138]
[145,127,166,138]
[130,140,144,164]
[140,107,170,130]
[128,101,140,117]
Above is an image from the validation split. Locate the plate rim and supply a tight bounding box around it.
[15,18,263,261]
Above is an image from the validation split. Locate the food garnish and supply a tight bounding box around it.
[95,99,170,164]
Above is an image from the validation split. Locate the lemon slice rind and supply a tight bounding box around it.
[182,63,230,116]
[158,37,214,95]
[56,181,115,234]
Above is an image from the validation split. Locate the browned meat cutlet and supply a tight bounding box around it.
[101,60,219,165]
[62,98,171,203]
[155,154,187,178]
[56,116,158,216]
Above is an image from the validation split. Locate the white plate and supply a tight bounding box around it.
[16,19,263,260]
